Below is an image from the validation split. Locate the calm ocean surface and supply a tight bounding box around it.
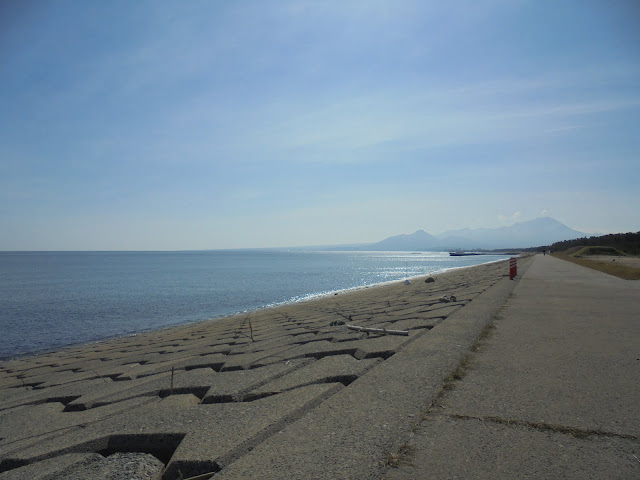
[0,250,508,359]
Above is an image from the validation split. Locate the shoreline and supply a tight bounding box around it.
[1,256,512,362]
[0,256,530,479]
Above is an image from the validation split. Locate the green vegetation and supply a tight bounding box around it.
[545,231,640,279]
[383,443,414,468]
[550,232,640,255]
[551,253,640,280]
[572,246,627,257]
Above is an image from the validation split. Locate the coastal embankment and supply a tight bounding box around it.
[384,254,640,479]
[0,256,531,479]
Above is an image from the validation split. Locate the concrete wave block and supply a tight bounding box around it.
[170,353,226,372]
[228,332,320,356]
[112,356,204,381]
[2,384,343,480]
[66,367,217,410]
[0,377,115,412]
[0,453,103,480]
[202,360,309,403]
[9,369,101,390]
[165,383,344,479]
[283,334,412,361]
[251,355,382,394]
[381,317,442,331]
[51,452,164,480]
[215,277,519,480]
[158,393,201,408]
[0,396,156,452]
[219,346,293,371]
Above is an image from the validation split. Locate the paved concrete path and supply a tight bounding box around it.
[384,254,640,479]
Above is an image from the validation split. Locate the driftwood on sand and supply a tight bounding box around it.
[346,325,410,336]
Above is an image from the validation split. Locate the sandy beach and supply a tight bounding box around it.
[0,257,527,479]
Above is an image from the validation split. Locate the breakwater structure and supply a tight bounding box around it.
[0,256,531,480]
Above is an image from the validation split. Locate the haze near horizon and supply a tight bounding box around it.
[1,1,639,251]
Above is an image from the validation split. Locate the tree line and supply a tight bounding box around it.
[550,231,640,255]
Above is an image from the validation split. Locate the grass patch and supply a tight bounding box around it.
[552,253,640,280]
[449,414,636,440]
[472,322,496,351]
[442,359,469,391]
[439,320,498,395]
[383,443,414,468]
[572,245,627,257]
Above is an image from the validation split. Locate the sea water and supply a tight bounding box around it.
[0,250,508,359]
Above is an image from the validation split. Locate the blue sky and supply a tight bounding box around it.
[1,0,639,250]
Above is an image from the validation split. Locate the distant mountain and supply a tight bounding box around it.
[369,230,439,251]
[436,217,586,249]
[367,217,585,251]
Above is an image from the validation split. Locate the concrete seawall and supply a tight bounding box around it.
[0,257,532,479]
[385,254,640,479]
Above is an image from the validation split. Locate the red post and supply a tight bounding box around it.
[509,257,517,280]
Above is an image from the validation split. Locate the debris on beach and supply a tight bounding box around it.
[346,325,409,336]
[439,294,457,303]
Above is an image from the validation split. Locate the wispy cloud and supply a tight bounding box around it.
[1,1,639,249]
[238,74,640,163]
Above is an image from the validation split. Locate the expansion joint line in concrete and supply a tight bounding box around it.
[215,383,344,470]
[437,413,640,442]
